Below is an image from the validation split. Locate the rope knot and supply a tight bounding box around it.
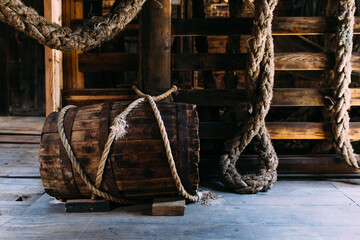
[111,116,128,140]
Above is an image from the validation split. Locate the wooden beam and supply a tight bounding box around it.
[140,0,171,95]
[174,88,360,107]
[77,52,360,72]
[199,122,360,140]
[172,17,360,36]
[44,0,63,116]
[62,0,84,90]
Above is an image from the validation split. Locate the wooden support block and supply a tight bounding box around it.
[152,198,186,216]
[65,199,110,213]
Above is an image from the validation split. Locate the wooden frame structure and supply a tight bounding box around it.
[44,0,360,174]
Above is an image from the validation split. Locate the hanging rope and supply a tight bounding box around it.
[58,86,200,203]
[219,0,279,194]
[326,0,360,168]
[0,0,146,52]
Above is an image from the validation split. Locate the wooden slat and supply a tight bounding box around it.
[172,17,360,36]
[78,53,139,72]
[172,53,360,71]
[199,122,360,140]
[62,88,360,107]
[0,135,41,144]
[173,88,360,107]
[77,52,360,72]
[62,88,137,106]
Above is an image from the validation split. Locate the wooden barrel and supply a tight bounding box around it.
[39,101,199,200]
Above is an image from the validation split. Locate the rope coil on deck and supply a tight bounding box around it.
[219,0,279,194]
[326,0,360,168]
[58,86,200,204]
[0,0,147,52]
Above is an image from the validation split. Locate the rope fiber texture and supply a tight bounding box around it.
[0,0,146,52]
[219,0,279,194]
[58,86,199,204]
[326,0,360,168]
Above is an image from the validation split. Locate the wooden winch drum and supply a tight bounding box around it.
[39,101,200,200]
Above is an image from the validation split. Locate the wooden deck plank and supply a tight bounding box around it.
[0,184,358,240]
[0,135,41,144]
[0,144,40,177]
[0,117,44,135]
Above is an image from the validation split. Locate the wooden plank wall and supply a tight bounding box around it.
[0,1,45,116]
[44,0,63,116]
[60,0,360,175]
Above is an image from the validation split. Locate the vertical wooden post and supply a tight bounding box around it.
[63,0,84,90]
[140,0,171,96]
[44,0,63,116]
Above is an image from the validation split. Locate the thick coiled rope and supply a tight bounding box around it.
[0,0,146,52]
[326,0,360,168]
[219,0,279,194]
[59,86,200,203]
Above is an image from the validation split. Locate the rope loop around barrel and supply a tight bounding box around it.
[58,86,200,204]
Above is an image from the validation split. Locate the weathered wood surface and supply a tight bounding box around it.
[0,116,44,135]
[140,0,171,95]
[152,197,185,216]
[62,88,138,106]
[2,180,360,239]
[0,135,41,144]
[199,122,360,140]
[172,53,360,71]
[39,102,200,200]
[174,88,360,107]
[78,53,139,72]
[0,144,40,178]
[62,88,360,107]
[0,178,43,222]
[172,17,360,36]
[78,52,360,72]
[62,0,84,90]
[44,0,62,116]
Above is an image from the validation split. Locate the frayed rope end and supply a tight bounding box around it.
[111,117,128,140]
[197,190,221,205]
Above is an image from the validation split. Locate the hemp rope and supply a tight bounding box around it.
[219,0,279,194]
[58,86,199,203]
[326,0,360,168]
[0,0,146,52]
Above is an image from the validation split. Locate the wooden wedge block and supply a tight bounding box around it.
[152,197,186,216]
[65,199,110,213]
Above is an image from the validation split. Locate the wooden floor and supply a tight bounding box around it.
[1,116,360,240]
